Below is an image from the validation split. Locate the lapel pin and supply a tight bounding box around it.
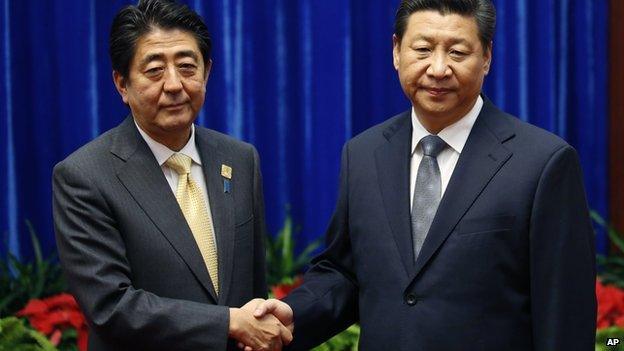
[221,165,232,179]
[221,164,232,193]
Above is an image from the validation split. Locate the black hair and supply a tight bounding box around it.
[394,0,496,51]
[109,0,212,78]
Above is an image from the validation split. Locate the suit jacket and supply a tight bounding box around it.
[53,116,268,351]
[284,97,596,351]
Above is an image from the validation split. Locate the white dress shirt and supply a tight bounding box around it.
[409,96,483,213]
[134,121,216,240]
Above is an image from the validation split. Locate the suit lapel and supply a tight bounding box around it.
[411,98,514,280]
[195,129,235,304]
[111,117,218,302]
[375,112,415,278]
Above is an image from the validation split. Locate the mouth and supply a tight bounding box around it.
[162,103,187,110]
[422,87,453,97]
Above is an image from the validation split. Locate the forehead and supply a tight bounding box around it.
[132,27,202,64]
[404,10,480,44]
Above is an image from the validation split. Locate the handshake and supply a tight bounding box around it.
[228,298,294,351]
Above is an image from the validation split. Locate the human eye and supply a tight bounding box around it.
[413,46,431,57]
[449,49,468,59]
[144,66,164,78]
[178,62,198,75]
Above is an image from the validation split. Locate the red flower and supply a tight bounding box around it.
[596,280,624,330]
[44,293,80,310]
[50,329,62,346]
[17,293,88,351]
[271,276,303,299]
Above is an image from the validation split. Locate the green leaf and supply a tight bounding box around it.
[596,326,624,351]
[25,220,47,299]
[599,272,624,288]
[25,221,43,268]
[591,210,606,226]
[592,211,624,253]
[293,241,321,271]
[604,256,624,267]
[312,324,360,351]
[280,216,293,274]
[265,211,326,285]
[0,317,57,351]
[609,230,624,254]
[0,220,68,315]
[0,291,20,315]
[8,254,28,277]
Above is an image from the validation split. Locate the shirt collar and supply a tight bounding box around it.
[134,120,202,167]
[411,95,483,155]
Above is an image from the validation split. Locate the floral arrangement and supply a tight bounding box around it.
[595,279,624,350]
[594,212,624,350]
[0,221,65,317]
[16,294,87,351]
[265,212,321,286]
[9,212,624,351]
[266,215,360,350]
[597,280,624,330]
[3,217,360,350]
[0,316,57,351]
[0,222,86,351]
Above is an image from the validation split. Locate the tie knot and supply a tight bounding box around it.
[420,135,446,157]
[165,153,192,175]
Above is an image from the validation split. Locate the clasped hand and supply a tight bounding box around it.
[229,298,294,351]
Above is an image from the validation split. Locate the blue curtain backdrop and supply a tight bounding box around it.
[0,0,608,260]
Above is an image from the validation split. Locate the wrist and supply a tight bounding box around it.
[228,308,243,338]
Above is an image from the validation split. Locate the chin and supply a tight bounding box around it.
[155,116,193,132]
[165,109,196,122]
[415,100,450,113]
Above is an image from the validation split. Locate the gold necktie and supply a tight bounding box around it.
[165,153,219,295]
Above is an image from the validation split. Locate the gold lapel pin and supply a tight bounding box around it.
[221,164,232,179]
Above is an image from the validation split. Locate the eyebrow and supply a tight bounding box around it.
[414,35,471,46]
[138,50,200,68]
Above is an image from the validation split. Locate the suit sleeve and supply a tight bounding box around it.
[529,145,596,350]
[251,146,269,299]
[283,143,359,350]
[52,160,230,351]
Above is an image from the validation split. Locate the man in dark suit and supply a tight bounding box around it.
[253,0,596,349]
[53,1,291,350]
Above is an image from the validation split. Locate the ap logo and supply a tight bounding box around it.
[607,338,621,347]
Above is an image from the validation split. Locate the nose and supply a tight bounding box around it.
[426,52,451,79]
[163,66,183,93]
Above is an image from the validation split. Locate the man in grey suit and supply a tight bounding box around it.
[53,1,291,350]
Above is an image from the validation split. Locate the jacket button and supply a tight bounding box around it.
[405,293,418,306]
